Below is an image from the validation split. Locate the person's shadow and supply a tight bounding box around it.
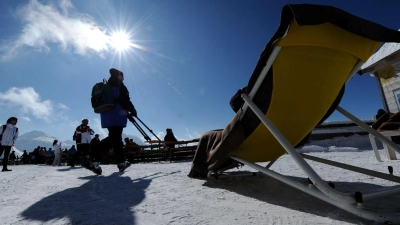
[21,172,163,224]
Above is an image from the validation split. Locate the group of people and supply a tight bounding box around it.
[124,137,140,152]
[4,145,75,166]
[1,68,182,175]
[21,147,51,165]
[68,68,136,175]
[51,131,101,167]
[33,146,50,164]
[66,68,139,175]
[0,68,137,175]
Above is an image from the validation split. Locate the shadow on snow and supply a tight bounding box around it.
[20,172,164,224]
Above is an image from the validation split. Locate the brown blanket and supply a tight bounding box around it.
[372,112,400,132]
[188,110,246,178]
[372,111,400,144]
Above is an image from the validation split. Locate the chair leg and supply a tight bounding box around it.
[368,134,382,162]
[241,93,353,203]
[383,144,398,160]
[337,106,400,155]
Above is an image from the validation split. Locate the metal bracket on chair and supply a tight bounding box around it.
[240,93,354,204]
[336,106,400,155]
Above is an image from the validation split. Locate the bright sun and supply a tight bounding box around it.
[110,31,131,51]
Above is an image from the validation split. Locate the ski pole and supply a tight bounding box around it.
[133,116,162,142]
[131,118,151,141]
[128,115,151,141]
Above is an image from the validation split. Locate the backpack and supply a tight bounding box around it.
[91,79,117,113]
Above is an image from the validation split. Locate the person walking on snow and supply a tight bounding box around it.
[0,117,19,172]
[52,140,62,166]
[85,68,136,175]
[71,118,94,167]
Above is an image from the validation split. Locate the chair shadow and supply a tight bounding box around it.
[203,173,400,224]
[21,172,163,224]
[57,167,82,172]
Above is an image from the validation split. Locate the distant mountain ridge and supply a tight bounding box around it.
[15,130,75,151]
[18,130,55,139]
[14,130,144,152]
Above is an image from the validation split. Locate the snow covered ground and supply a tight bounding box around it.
[1,135,399,225]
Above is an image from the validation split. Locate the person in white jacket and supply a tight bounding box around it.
[52,140,62,167]
[70,118,94,167]
[0,117,19,172]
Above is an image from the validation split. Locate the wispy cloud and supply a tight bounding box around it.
[184,128,200,140]
[57,103,69,110]
[1,0,111,60]
[0,87,67,121]
[21,116,31,122]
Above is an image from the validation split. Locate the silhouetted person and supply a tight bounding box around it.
[85,68,137,175]
[89,134,101,162]
[68,145,77,166]
[33,146,40,164]
[21,150,29,164]
[9,150,16,165]
[124,137,132,146]
[164,128,178,148]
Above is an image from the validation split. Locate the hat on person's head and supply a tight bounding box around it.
[82,118,89,122]
[95,134,99,137]
[7,117,18,124]
[110,68,123,77]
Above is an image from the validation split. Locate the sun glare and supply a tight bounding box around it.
[110,31,131,51]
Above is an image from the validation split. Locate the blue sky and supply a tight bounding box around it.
[0,0,399,143]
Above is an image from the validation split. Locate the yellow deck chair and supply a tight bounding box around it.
[189,4,400,223]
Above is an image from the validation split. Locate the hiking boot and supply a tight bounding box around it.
[2,168,12,172]
[89,162,102,175]
[81,156,92,170]
[117,161,131,172]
